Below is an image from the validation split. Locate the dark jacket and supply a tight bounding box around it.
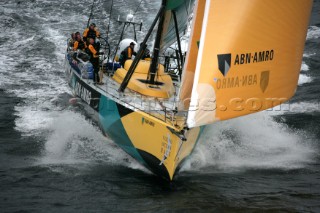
[73,40,87,51]
[120,46,136,67]
[121,46,136,60]
[83,28,100,41]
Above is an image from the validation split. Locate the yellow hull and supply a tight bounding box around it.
[121,110,201,180]
[65,55,201,180]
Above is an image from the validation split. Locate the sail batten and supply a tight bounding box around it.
[184,0,313,128]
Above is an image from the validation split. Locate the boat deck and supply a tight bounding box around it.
[76,70,187,128]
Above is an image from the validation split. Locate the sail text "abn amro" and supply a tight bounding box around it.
[216,74,258,90]
[234,50,274,65]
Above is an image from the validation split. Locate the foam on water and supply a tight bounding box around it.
[10,53,70,136]
[0,25,70,136]
[307,26,320,40]
[181,111,317,173]
[0,55,18,86]
[270,101,320,115]
[11,36,35,48]
[286,102,320,114]
[301,61,309,71]
[298,74,312,85]
[38,110,147,172]
[303,53,316,58]
[43,27,67,61]
[299,61,312,85]
[0,5,148,173]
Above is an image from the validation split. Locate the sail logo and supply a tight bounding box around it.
[141,117,155,127]
[215,74,258,90]
[217,54,232,76]
[214,71,270,92]
[260,71,270,93]
[234,50,274,65]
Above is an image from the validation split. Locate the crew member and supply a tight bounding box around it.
[83,23,100,43]
[119,42,137,67]
[87,38,102,84]
[73,32,87,51]
[69,33,76,49]
[140,42,151,60]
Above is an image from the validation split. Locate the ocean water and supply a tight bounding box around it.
[0,0,319,212]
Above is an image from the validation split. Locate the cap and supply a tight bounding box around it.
[130,42,135,46]
[90,23,96,27]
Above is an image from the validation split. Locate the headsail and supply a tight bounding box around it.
[184,0,313,128]
[179,0,206,108]
[160,0,195,51]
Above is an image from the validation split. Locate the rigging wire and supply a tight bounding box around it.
[87,0,97,28]
[134,0,144,15]
[106,0,114,39]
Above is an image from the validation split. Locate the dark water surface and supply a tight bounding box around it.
[0,0,320,212]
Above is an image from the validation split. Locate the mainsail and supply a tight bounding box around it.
[160,0,195,51]
[183,0,313,128]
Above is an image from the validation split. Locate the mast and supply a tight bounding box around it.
[147,0,167,84]
[119,1,167,92]
[172,10,184,77]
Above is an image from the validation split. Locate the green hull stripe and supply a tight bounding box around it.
[98,95,145,163]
